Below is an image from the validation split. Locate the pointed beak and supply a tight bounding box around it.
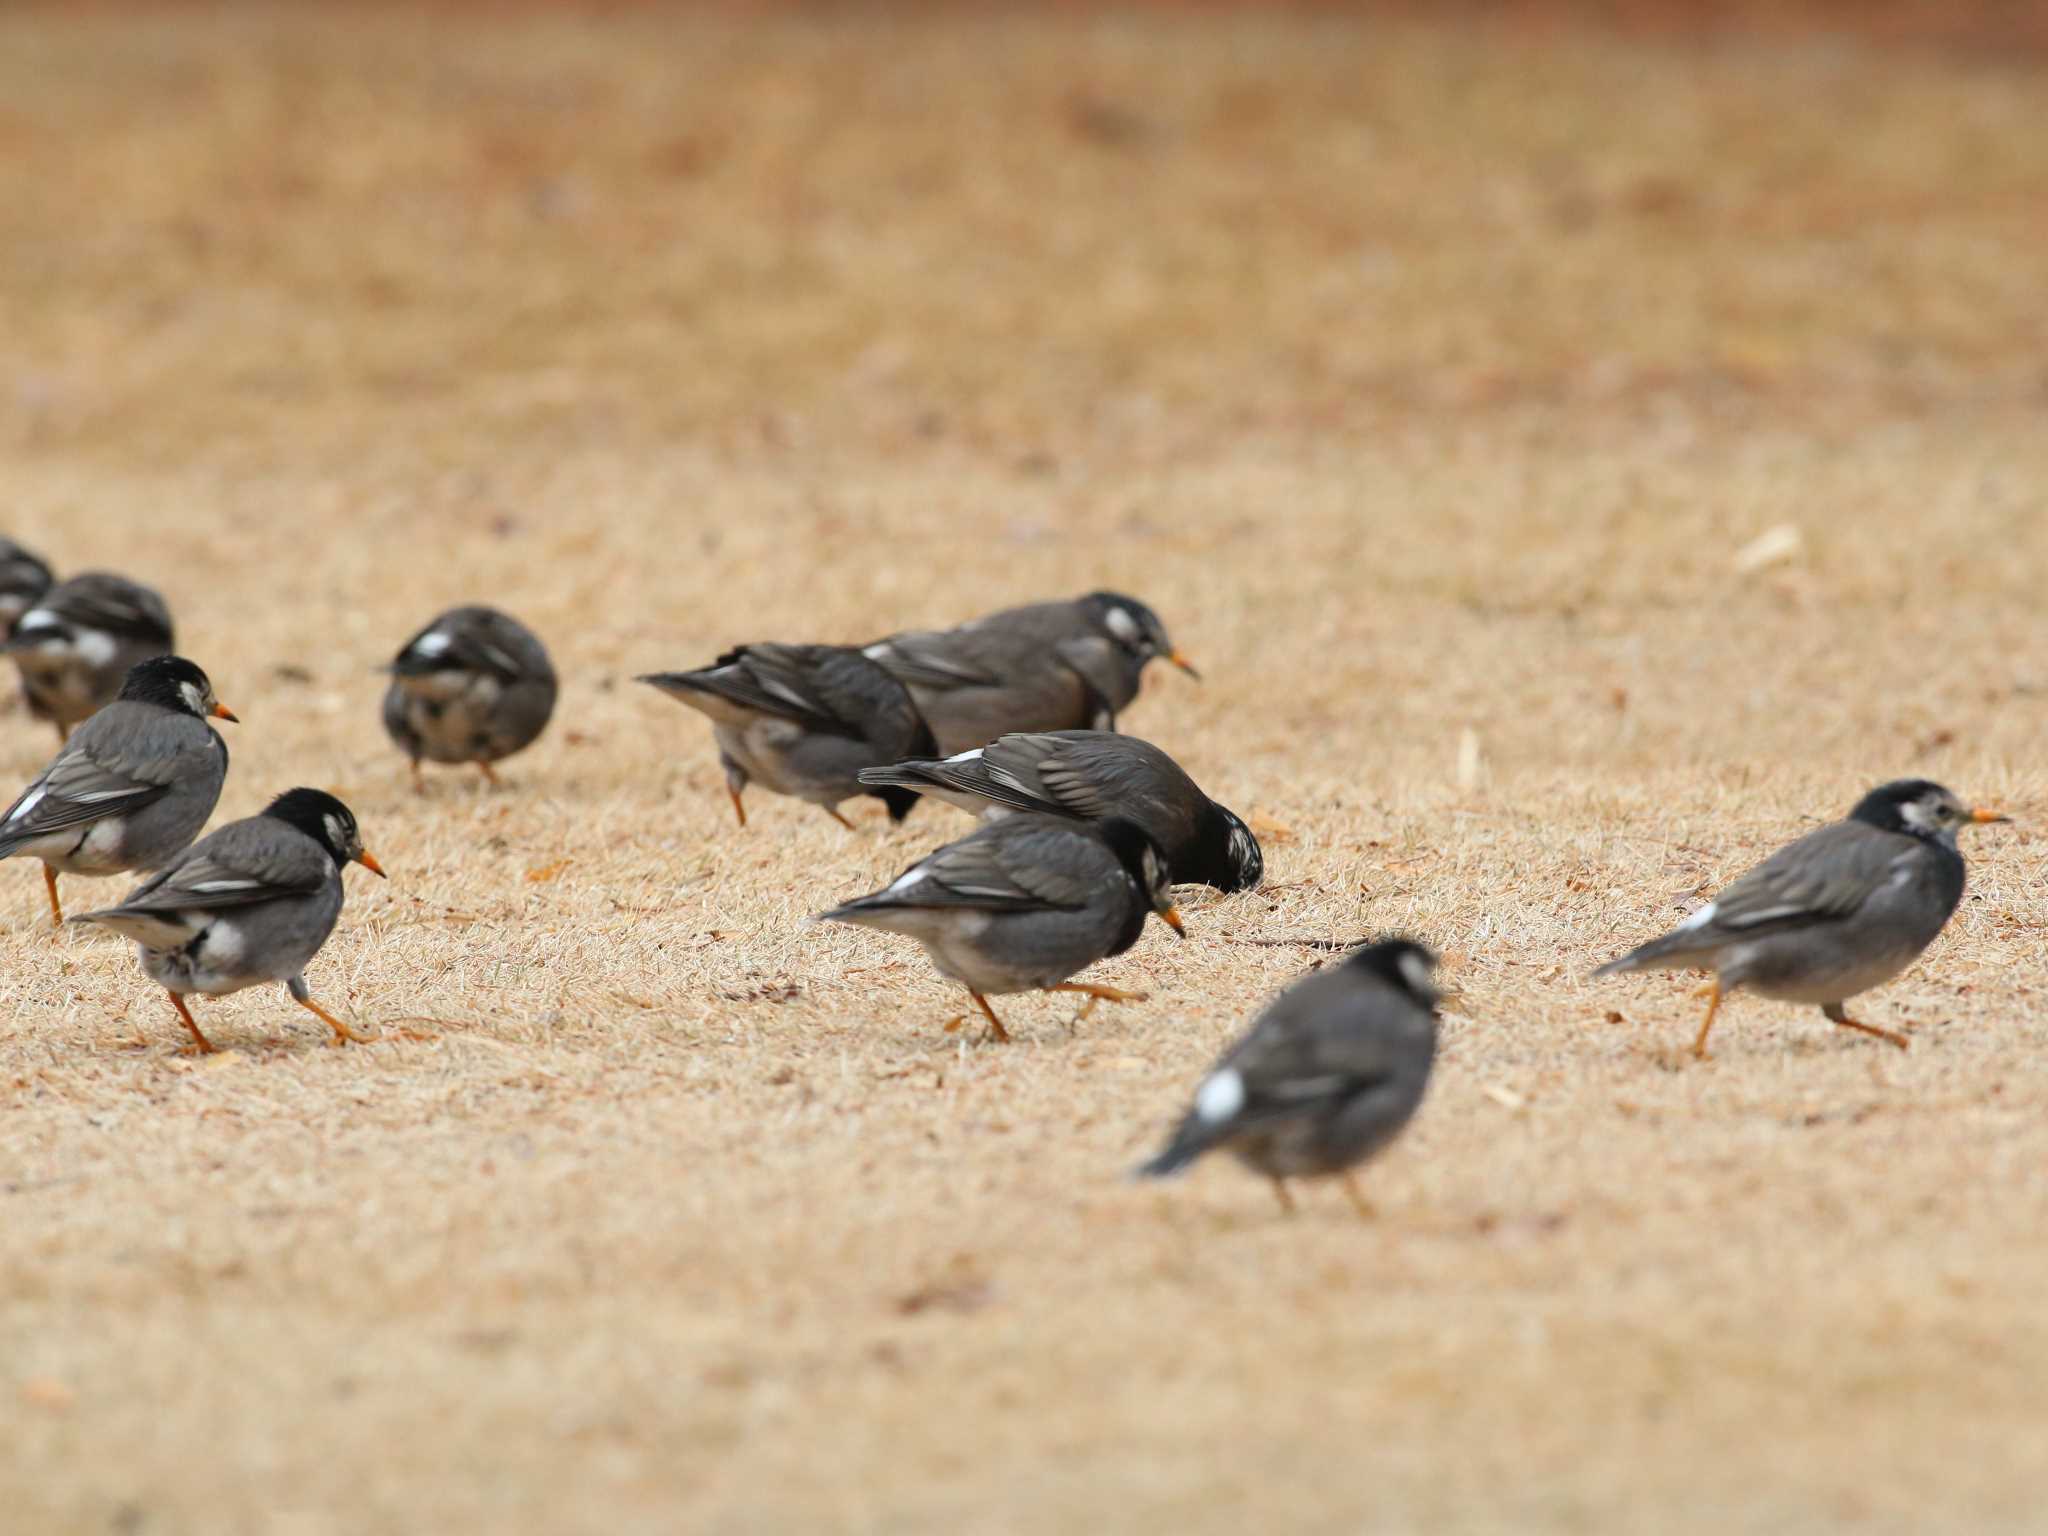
[1971,807,2011,824]
[356,850,388,878]
[1167,649,1201,681]
[211,702,239,723]
[1156,904,1186,938]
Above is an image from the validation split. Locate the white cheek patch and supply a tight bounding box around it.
[1195,1069,1245,1124]
[324,814,349,850]
[1398,952,1435,992]
[181,681,206,714]
[1898,800,1936,833]
[1104,606,1140,643]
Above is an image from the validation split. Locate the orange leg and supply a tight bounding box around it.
[476,760,501,789]
[726,785,747,827]
[823,806,857,832]
[1342,1172,1377,1221]
[42,865,62,929]
[1270,1178,1297,1216]
[942,992,1011,1044]
[295,993,371,1046]
[1691,980,1723,1060]
[1824,1004,1909,1051]
[409,760,426,795]
[168,992,217,1054]
[1047,981,1150,1021]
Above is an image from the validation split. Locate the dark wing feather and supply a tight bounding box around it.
[828,817,1106,916]
[0,747,168,853]
[45,575,173,644]
[861,630,1004,691]
[100,821,331,917]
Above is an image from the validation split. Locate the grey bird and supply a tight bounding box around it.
[859,729,1262,891]
[639,643,938,829]
[71,787,386,1053]
[1593,779,2008,1058]
[0,536,53,641]
[382,605,558,789]
[815,813,1186,1042]
[7,571,175,741]
[1136,938,1444,1216]
[0,655,236,928]
[862,591,1197,755]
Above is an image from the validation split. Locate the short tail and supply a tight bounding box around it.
[1590,931,1702,980]
[856,762,938,791]
[1131,1117,1213,1181]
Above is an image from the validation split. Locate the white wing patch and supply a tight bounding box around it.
[5,786,47,825]
[887,868,929,894]
[944,748,984,764]
[1677,901,1718,932]
[410,632,453,657]
[188,879,263,894]
[1195,1069,1245,1124]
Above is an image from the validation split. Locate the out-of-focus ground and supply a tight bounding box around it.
[4,5,2048,1532]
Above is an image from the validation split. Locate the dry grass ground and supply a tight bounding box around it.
[5,5,2048,1531]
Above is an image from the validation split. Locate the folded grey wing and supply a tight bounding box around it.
[1051,637,1124,724]
[1220,979,1404,1123]
[92,828,331,922]
[861,630,1003,692]
[0,737,171,853]
[52,577,174,644]
[1701,822,1908,936]
[394,618,526,681]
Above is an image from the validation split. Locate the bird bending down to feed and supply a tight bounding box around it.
[640,642,938,829]
[860,729,1262,891]
[382,606,558,789]
[814,813,1184,1042]
[1136,939,1443,1216]
[6,571,175,741]
[1593,779,2007,1058]
[0,656,234,928]
[72,788,385,1053]
[862,591,1197,755]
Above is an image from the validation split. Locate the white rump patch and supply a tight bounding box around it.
[1398,951,1434,993]
[1195,1069,1245,1124]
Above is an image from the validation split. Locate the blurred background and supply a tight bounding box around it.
[8,4,2048,1532]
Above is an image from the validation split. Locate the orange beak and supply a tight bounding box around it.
[1156,904,1186,938]
[211,702,239,723]
[1167,649,1201,681]
[1971,807,2011,824]
[356,850,388,878]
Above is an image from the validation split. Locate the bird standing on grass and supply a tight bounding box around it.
[860,729,1262,891]
[72,788,385,1054]
[381,606,558,789]
[7,571,175,740]
[815,813,1185,1042]
[0,537,53,641]
[1592,779,2008,1058]
[0,656,235,928]
[640,642,938,829]
[1136,939,1443,1216]
[863,591,1197,755]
